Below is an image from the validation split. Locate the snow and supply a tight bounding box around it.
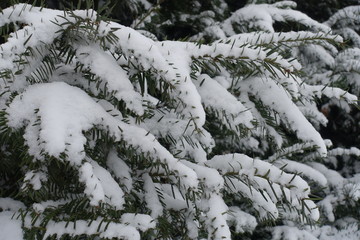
[120,213,155,231]
[329,147,360,157]
[88,159,125,209]
[298,105,328,129]
[313,224,360,240]
[181,160,224,192]
[186,218,199,239]
[139,108,214,165]
[79,162,105,206]
[325,6,360,28]
[0,4,98,96]
[0,212,23,240]
[43,218,141,240]
[318,195,337,222]
[272,226,318,240]
[199,193,231,239]
[208,154,319,220]
[0,5,63,70]
[6,82,199,190]
[32,199,69,214]
[227,206,257,233]
[108,22,207,127]
[302,44,336,67]
[154,183,188,211]
[142,173,163,218]
[221,2,330,35]
[6,82,102,164]
[106,150,133,192]
[225,176,279,219]
[0,198,25,211]
[75,44,144,115]
[334,47,360,93]
[303,84,357,104]
[22,170,48,190]
[194,73,254,130]
[218,31,342,49]
[274,159,328,187]
[243,77,328,156]
[1,2,359,240]
[337,28,360,48]
[345,183,360,201]
[308,162,345,188]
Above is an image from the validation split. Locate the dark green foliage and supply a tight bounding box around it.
[294,0,360,22]
[0,1,360,239]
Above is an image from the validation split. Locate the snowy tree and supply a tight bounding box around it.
[0,1,359,240]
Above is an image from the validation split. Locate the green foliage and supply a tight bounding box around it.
[0,1,359,240]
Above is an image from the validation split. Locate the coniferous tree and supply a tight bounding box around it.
[0,1,359,240]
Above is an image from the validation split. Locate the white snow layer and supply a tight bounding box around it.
[43,218,142,240]
[0,198,25,211]
[6,82,199,191]
[1,3,357,240]
[227,206,257,233]
[222,2,330,35]
[243,77,328,156]
[208,154,319,221]
[0,212,24,240]
[75,44,144,115]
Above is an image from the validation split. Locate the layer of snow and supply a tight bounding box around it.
[0,212,23,240]
[43,218,141,239]
[6,82,199,190]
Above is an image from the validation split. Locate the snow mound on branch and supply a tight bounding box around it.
[0,212,23,240]
[7,82,104,164]
[6,82,199,190]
